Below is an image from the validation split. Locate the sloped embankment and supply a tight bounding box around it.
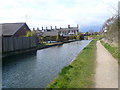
[103,17,118,47]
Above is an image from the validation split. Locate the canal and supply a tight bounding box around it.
[2,40,91,88]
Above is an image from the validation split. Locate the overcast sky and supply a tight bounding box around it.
[0,0,119,32]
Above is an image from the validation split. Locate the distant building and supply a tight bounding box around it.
[42,30,58,37]
[2,23,31,37]
[59,27,69,36]
[32,28,43,37]
[40,24,79,37]
[59,25,79,36]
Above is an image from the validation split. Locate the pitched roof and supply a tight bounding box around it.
[70,27,78,29]
[2,23,26,36]
[59,28,69,31]
[42,31,58,36]
[69,28,78,31]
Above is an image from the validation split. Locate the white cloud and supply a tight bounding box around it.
[0,0,119,31]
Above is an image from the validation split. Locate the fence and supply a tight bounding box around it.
[2,36,37,52]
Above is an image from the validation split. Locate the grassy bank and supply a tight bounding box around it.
[89,35,103,40]
[38,40,78,49]
[100,40,120,63]
[38,42,63,47]
[47,40,97,88]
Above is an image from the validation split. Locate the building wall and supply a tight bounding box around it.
[59,28,78,36]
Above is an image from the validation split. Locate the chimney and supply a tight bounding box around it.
[68,25,70,28]
[37,27,39,30]
[50,26,52,30]
[42,27,43,30]
[33,28,35,30]
[77,24,79,28]
[46,27,47,30]
[55,26,57,29]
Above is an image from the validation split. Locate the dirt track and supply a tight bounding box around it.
[95,41,118,88]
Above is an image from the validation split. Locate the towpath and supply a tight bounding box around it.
[95,41,118,88]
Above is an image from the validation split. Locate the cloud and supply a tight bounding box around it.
[0,0,119,31]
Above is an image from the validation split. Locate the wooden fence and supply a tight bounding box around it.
[2,36,37,52]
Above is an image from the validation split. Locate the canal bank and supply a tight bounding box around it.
[3,40,91,88]
[2,40,79,58]
[47,40,96,88]
[37,40,80,50]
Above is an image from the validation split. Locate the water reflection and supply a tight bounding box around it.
[3,51,37,66]
[2,40,91,88]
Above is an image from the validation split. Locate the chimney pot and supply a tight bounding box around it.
[68,25,70,28]
[55,26,57,29]
[42,27,43,30]
[51,26,52,30]
[77,24,79,28]
[33,28,35,30]
[37,27,39,30]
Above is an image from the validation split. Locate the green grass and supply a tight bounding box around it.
[89,35,103,40]
[100,40,120,63]
[38,43,47,48]
[38,42,63,46]
[47,40,97,88]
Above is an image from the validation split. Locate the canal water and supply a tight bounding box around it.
[2,40,91,88]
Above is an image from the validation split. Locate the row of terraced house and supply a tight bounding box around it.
[33,24,79,37]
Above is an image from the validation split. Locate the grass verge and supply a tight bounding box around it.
[38,42,63,48]
[100,40,120,63]
[47,40,97,88]
[89,35,103,40]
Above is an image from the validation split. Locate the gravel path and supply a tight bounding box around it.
[95,41,118,88]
